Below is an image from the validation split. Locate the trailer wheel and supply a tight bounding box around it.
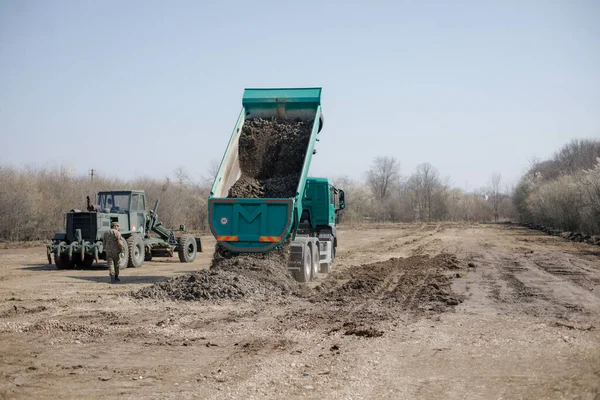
[293,244,312,283]
[127,235,144,268]
[55,254,74,270]
[178,234,197,263]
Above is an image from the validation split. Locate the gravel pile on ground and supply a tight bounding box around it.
[134,242,299,302]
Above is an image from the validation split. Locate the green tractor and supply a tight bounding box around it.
[47,190,202,269]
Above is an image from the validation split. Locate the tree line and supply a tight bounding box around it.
[0,166,209,241]
[513,139,600,235]
[336,158,514,224]
[1,137,598,241]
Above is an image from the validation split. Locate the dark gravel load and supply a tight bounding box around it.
[229,117,313,199]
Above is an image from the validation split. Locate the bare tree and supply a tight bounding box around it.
[202,159,221,187]
[554,139,600,175]
[410,162,441,221]
[366,156,400,200]
[332,175,354,188]
[491,172,501,221]
[174,167,190,185]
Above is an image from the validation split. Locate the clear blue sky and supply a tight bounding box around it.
[1,0,598,190]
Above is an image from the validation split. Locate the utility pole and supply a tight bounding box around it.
[90,169,95,182]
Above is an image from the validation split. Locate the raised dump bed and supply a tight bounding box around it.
[209,88,324,253]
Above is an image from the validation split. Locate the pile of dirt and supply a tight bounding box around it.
[229,117,313,198]
[525,223,600,246]
[134,243,299,301]
[278,254,465,338]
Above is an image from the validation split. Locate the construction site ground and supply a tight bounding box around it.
[1,223,599,399]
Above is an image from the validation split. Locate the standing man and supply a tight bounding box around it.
[103,222,125,283]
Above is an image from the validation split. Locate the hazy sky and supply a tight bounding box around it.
[1,0,598,190]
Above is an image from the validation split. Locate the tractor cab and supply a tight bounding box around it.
[97,191,146,214]
[95,190,147,235]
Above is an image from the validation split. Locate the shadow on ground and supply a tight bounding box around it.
[66,275,170,284]
[21,264,108,271]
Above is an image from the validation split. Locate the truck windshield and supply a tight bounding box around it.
[98,193,130,213]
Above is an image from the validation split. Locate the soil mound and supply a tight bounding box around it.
[279,254,465,338]
[134,242,299,301]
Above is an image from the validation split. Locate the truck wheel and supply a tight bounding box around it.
[311,244,319,280]
[293,245,311,283]
[178,234,197,263]
[118,237,129,270]
[127,235,144,268]
[55,254,74,270]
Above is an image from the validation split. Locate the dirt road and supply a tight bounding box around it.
[1,224,599,399]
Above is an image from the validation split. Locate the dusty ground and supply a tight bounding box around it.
[1,223,599,399]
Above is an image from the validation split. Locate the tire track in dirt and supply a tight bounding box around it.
[284,254,464,338]
[439,225,600,325]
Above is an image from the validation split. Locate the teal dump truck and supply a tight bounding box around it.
[208,88,345,282]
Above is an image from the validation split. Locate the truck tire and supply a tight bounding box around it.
[293,244,312,283]
[311,243,319,280]
[127,235,144,268]
[118,237,129,270]
[55,254,74,270]
[178,234,197,263]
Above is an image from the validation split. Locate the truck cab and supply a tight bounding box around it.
[302,177,345,228]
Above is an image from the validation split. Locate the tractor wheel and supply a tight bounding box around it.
[55,254,74,270]
[177,234,197,263]
[127,235,144,268]
[293,244,312,283]
[118,237,129,270]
